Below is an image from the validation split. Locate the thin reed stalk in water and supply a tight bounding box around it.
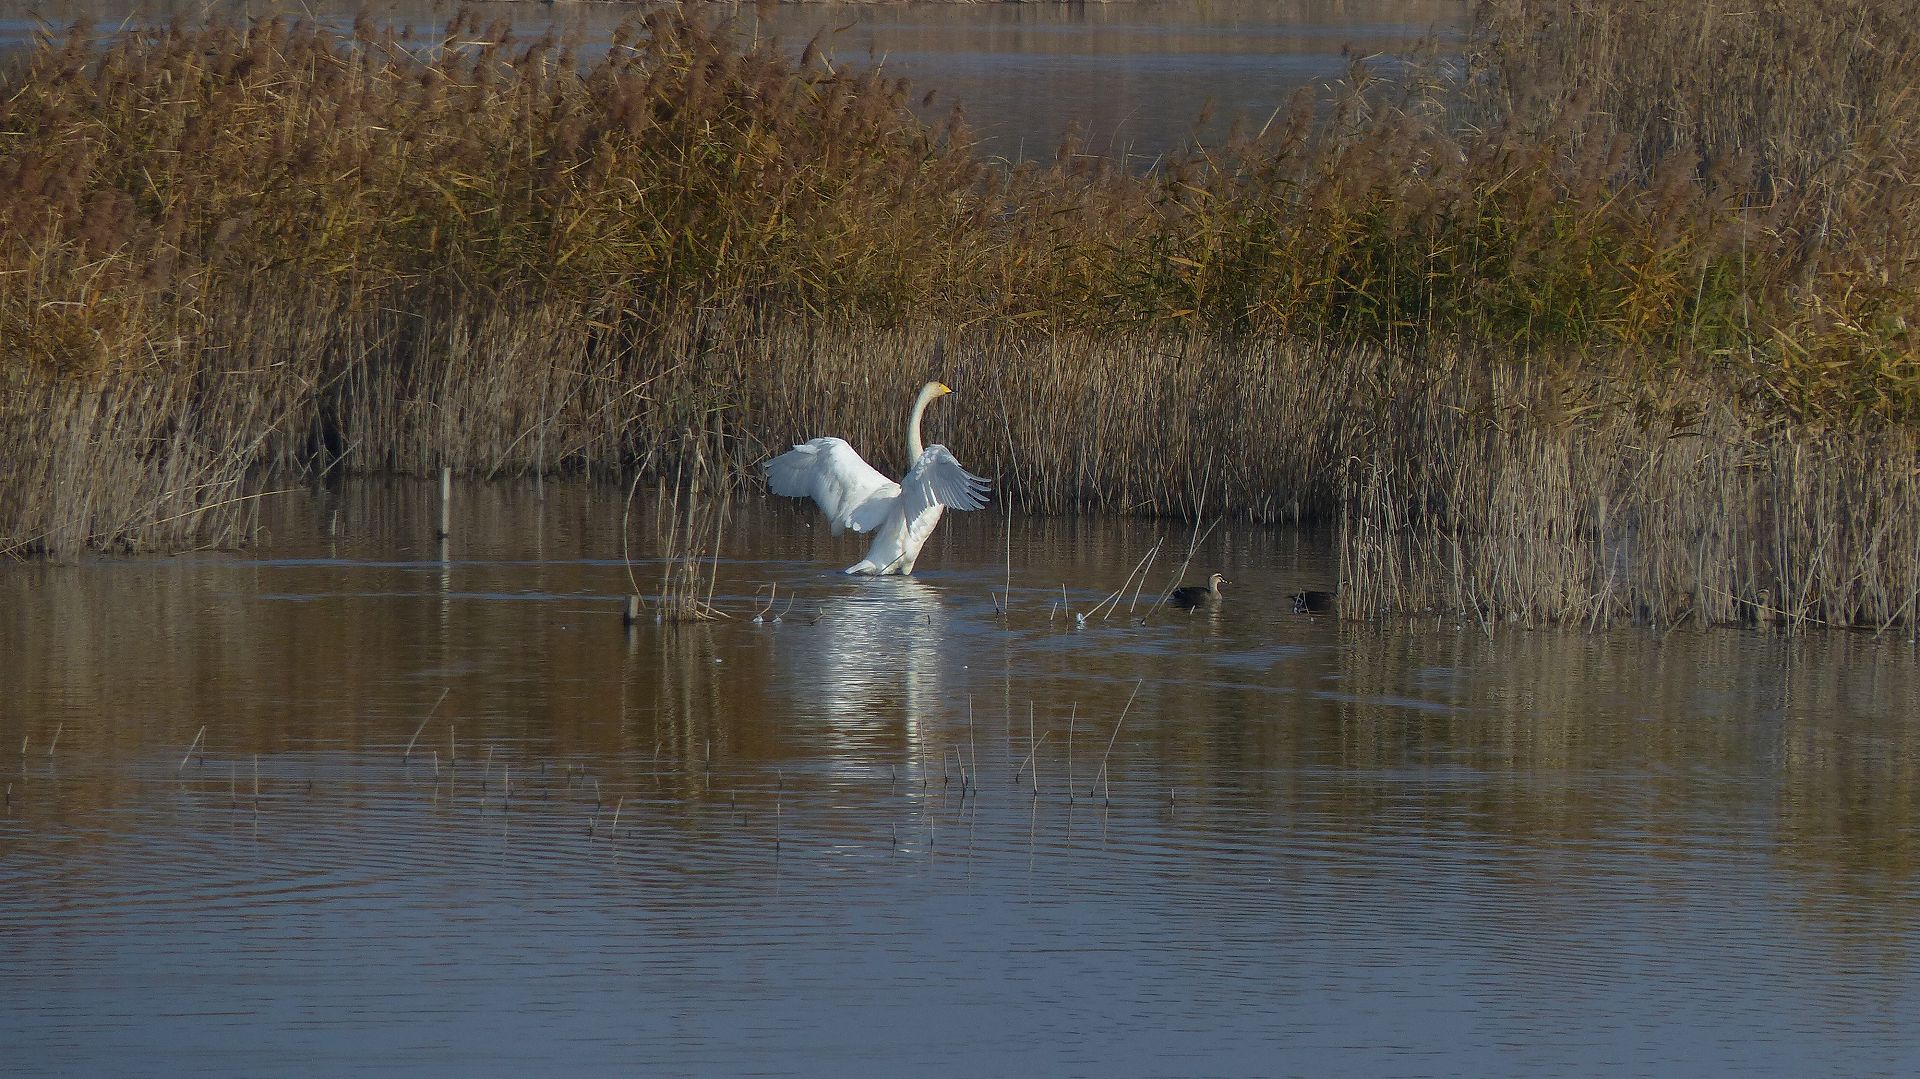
[1091,679,1145,803]
[1086,541,1161,622]
[179,726,206,773]
[1021,701,1037,783]
[404,689,451,763]
[1003,519,1014,615]
[621,468,650,602]
[1129,546,1162,615]
[1013,731,1052,792]
[1067,703,1077,803]
[968,697,979,791]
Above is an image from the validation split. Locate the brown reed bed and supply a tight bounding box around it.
[1,7,1915,627]
[1334,352,1920,629]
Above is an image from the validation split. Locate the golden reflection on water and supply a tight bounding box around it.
[5,480,1916,899]
[4,480,1920,1074]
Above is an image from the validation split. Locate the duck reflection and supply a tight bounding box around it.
[771,576,957,756]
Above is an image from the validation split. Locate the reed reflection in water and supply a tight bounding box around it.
[2,480,1918,1076]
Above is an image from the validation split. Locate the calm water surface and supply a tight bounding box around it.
[3,480,1919,1076]
[2,0,1467,159]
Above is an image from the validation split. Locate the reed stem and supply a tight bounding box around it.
[1091,679,1145,803]
[404,689,451,763]
[179,726,206,774]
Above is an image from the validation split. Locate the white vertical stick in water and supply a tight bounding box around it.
[1092,679,1143,803]
[179,726,207,773]
[437,466,452,540]
[404,689,451,763]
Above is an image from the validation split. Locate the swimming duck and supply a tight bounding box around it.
[1169,573,1228,610]
[1290,590,1335,614]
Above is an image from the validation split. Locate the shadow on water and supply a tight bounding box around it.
[3,477,1919,1075]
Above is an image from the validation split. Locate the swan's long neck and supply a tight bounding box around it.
[906,383,941,461]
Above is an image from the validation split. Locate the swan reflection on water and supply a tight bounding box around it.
[770,576,962,755]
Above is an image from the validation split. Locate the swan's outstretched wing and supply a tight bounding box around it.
[898,444,991,522]
[764,437,900,535]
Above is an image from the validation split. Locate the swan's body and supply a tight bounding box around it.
[1170,573,1228,610]
[764,382,990,575]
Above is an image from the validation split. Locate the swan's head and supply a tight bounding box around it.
[907,382,954,459]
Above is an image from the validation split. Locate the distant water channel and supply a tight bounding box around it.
[4,479,1919,1076]
[0,0,1467,160]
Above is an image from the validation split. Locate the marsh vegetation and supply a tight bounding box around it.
[2,2,1915,626]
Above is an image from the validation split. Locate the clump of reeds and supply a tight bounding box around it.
[649,432,731,623]
[1334,349,1920,628]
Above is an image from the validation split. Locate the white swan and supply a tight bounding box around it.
[764,381,990,575]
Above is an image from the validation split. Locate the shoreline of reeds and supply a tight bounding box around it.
[3,5,1917,629]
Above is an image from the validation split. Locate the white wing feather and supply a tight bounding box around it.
[764,437,900,535]
[897,444,992,523]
